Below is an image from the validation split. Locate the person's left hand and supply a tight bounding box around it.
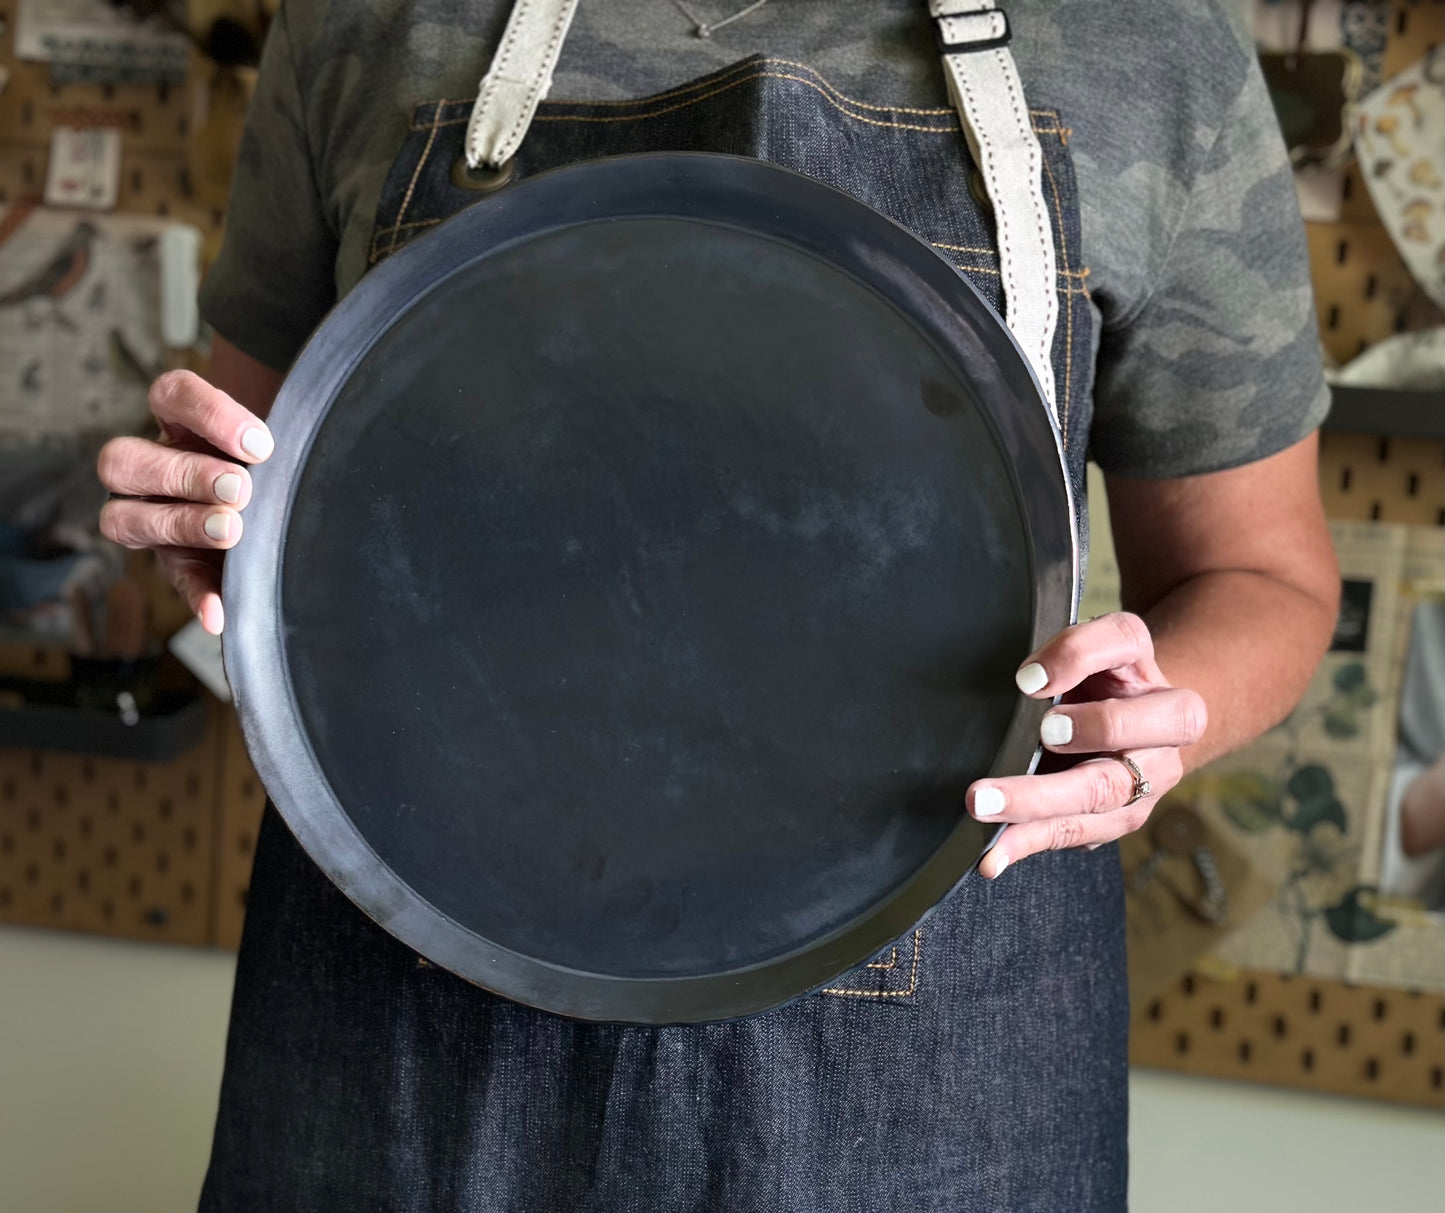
[968,611,1208,879]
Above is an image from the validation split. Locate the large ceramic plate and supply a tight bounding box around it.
[223,153,1075,1023]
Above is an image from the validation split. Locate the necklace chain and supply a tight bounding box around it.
[670,0,769,38]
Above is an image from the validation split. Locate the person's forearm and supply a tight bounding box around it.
[1130,568,1338,771]
[1400,756,1445,856]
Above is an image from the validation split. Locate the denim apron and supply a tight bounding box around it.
[200,15,1127,1213]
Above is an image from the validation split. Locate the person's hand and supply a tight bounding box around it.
[968,612,1207,879]
[97,370,275,635]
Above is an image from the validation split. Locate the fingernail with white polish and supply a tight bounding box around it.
[1040,712,1073,746]
[990,853,1010,879]
[204,513,231,542]
[214,472,243,504]
[974,786,1006,817]
[1015,662,1049,695]
[241,427,274,460]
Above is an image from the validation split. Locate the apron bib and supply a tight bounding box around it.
[202,8,1126,1211]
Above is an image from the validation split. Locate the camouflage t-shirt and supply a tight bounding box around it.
[199,0,1330,478]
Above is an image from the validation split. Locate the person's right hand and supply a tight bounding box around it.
[97,370,275,636]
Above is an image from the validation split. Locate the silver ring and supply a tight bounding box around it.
[1112,753,1151,806]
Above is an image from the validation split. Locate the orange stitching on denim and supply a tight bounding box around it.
[388,108,444,256]
[545,56,816,110]
[1037,137,1078,442]
[931,242,999,257]
[534,74,964,133]
[951,263,1090,292]
[866,945,900,970]
[821,930,921,998]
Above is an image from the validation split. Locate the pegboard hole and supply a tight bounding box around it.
[237,832,253,855]
[106,792,120,815]
[1209,1007,1225,1030]
[1376,438,1390,462]
[180,881,194,905]
[1431,1067,1443,1091]
[1395,8,1408,35]
[1334,239,1348,266]
[1301,1048,1315,1073]
[1340,467,1352,491]
[24,863,39,885]
[1238,1040,1253,1063]
[3,779,15,801]
[78,816,92,839]
[102,846,117,869]
[101,899,114,921]
[25,810,39,832]
[185,774,200,797]
[1246,981,1259,1005]
[1369,501,1382,521]
[50,892,63,915]
[0,887,11,909]
[241,778,257,799]
[1338,1023,1352,1047]
[53,785,68,808]
[1364,1057,1380,1081]
[238,888,248,909]
[1181,974,1196,996]
[0,833,11,855]
[156,851,170,874]
[1272,1015,1288,1039]
[1326,304,1340,331]
[133,769,148,792]
[51,839,66,862]
[182,827,197,852]
[131,822,146,844]
[75,869,90,893]
[131,168,144,194]
[1174,1032,1190,1055]
[1401,1031,1415,1056]
[1373,998,1388,1021]
[29,755,43,776]
[158,797,174,821]
[1406,472,1419,497]
[1363,273,1378,300]
[128,876,142,899]
[80,762,95,784]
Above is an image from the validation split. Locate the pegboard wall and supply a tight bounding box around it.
[1131,969,1444,1108]
[0,0,254,256]
[1307,1,1445,365]
[0,0,1442,1111]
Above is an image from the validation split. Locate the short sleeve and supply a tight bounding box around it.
[198,6,338,371]
[1088,58,1331,479]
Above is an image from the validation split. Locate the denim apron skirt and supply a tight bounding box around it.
[200,35,1127,1213]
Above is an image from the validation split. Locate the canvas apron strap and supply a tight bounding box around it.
[463,0,1059,416]
[929,1,1059,417]
[464,0,581,170]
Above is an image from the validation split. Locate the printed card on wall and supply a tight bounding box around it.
[1183,521,1445,993]
[0,205,186,446]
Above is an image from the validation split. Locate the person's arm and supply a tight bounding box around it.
[1401,756,1445,857]
[967,432,1338,877]
[212,335,285,419]
[1107,431,1339,767]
